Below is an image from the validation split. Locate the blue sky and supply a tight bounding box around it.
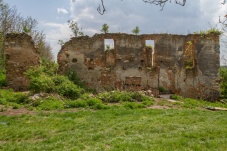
[5,0,227,61]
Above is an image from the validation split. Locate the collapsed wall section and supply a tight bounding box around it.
[4,33,40,91]
[58,33,220,101]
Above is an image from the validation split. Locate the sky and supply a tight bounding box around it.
[5,0,227,62]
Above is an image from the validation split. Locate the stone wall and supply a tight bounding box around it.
[58,33,220,101]
[5,33,40,91]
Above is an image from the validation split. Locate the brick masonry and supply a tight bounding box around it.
[58,33,220,101]
[4,33,40,91]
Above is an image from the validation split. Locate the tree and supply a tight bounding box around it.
[132,26,140,35]
[101,23,109,34]
[67,20,84,37]
[0,0,53,64]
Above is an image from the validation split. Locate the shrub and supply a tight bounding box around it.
[0,89,28,105]
[170,94,183,100]
[220,67,227,98]
[98,91,132,103]
[52,75,84,99]
[25,64,84,99]
[66,99,88,108]
[66,97,108,110]
[0,69,7,87]
[28,75,55,93]
[158,86,168,93]
[66,70,85,88]
[66,70,97,93]
[98,91,154,106]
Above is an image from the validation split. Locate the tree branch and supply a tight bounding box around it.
[143,0,186,10]
[97,0,106,15]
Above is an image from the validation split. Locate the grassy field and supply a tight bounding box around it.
[0,109,227,151]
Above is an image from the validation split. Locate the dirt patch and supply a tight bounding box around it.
[0,106,35,116]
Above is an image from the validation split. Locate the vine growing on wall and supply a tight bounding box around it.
[184,41,194,69]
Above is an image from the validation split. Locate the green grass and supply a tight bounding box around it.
[169,95,227,109]
[0,109,226,150]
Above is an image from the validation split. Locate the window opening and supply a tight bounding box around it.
[145,40,155,66]
[104,39,114,51]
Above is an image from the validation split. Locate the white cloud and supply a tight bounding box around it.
[57,8,69,14]
[42,0,227,60]
[42,22,72,60]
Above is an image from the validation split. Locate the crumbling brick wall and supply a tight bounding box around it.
[58,33,220,101]
[4,33,40,91]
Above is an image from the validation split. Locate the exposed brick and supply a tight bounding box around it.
[5,33,40,91]
[58,33,220,101]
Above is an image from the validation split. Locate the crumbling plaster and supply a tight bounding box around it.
[58,33,220,101]
[4,33,40,91]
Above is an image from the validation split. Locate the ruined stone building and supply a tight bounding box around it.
[4,32,220,101]
[5,33,40,90]
[58,33,220,101]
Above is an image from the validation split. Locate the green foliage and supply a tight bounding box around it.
[0,69,6,87]
[0,89,28,105]
[67,20,84,37]
[193,28,223,36]
[132,26,140,35]
[98,91,153,105]
[35,97,65,111]
[66,97,109,110]
[66,70,96,93]
[106,44,110,50]
[66,70,84,88]
[101,23,109,34]
[25,62,84,99]
[220,67,227,98]
[54,75,83,99]
[158,86,168,93]
[170,94,183,100]
[123,102,146,109]
[23,25,31,33]
[146,45,152,49]
[180,97,227,109]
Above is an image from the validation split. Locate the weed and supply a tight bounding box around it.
[98,91,153,105]
[158,86,168,93]
[0,89,28,105]
[170,94,183,100]
[123,102,146,109]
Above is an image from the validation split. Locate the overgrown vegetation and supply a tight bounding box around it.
[132,26,140,35]
[101,23,109,34]
[0,69,6,87]
[169,94,227,109]
[0,89,27,109]
[25,60,84,100]
[0,0,53,62]
[184,41,194,70]
[220,66,227,98]
[1,60,227,150]
[193,28,223,36]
